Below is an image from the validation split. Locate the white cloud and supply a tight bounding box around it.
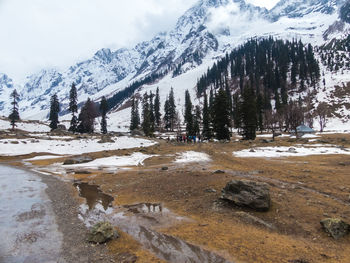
[0,0,197,81]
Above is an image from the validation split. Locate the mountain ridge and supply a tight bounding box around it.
[0,0,348,123]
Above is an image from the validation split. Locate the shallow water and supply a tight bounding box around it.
[0,165,62,263]
[74,181,114,210]
[76,183,233,263]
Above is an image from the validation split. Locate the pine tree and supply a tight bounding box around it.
[202,92,212,139]
[163,97,171,131]
[242,86,257,140]
[154,87,161,128]
[232,93,242,130]
[149,92,155,133]
[256,91,264,132]
[9,89,20,130]
[100,96,108,134]
[68,83,78,132]
[212,88,230,140]
[142,93,151,136]
[184,90,194,136]
[193,105,201,136]
[77,98,97,133]
[130,96,140,131]
[168,88,177,131]
[49,94,60,131]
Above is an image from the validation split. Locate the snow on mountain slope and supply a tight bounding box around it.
[0,0,348,131]
[0,74,15,114]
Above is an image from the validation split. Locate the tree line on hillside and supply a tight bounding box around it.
[193,37,325,139]
[130,38,331,140]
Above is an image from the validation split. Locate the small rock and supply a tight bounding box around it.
[221,179,270,212]
[249,149,256,152]
[161,166,168,171]
[205,188,217,193]
[10,141,19,144]
[320,218,350,239]
[288,147,297,153]
[214,170,225,174]
[87,221,118,244]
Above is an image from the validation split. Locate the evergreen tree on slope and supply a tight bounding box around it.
[49,94,60,131]
[100,96,108,134]
[68,83,78,132]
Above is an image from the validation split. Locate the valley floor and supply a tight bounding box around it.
[1,131,350,263]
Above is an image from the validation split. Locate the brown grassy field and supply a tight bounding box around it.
[2,133,350,262]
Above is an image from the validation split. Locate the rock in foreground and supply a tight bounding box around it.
[320,218,350,239]
[87,221,118,244]
[221,180,270,212]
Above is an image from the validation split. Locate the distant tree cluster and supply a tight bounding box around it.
[45,83,110,134]
[107,71,167,112]
[130,87,175,136]
[193,37,323,139]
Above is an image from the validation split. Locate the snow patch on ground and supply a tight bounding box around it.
[0,119,50,133]
[300,134,320,139]
[233,146,350,158]
[174,151,211,163]
[66,152,155,168]
[0,136,156,156]
[25,155,67,161]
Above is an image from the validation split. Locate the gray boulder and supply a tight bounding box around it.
[221,180,271,212]
[63,156,93,165]
[320,218,350,239]
[87,221,118,244]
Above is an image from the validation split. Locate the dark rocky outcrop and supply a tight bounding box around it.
[63,156,93,165]
[221,180,271,212]
[320,218,350,239]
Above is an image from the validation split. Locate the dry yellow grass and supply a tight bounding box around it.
[2,133,350,262]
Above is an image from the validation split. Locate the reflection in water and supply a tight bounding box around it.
[74,182,114,210]
[114,216,232,263]
[77,195,233,263]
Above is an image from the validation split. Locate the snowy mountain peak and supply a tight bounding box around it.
[94,48,113,64]
[270,0,344,20]
[0,0,349,120]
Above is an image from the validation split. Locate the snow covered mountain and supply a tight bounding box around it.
[0,0,348,125]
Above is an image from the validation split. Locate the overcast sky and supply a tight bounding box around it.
[0,0,279,81]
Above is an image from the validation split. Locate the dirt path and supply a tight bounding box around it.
[36,170,116,263]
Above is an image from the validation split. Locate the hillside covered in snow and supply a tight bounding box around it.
[0,0,349,131]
